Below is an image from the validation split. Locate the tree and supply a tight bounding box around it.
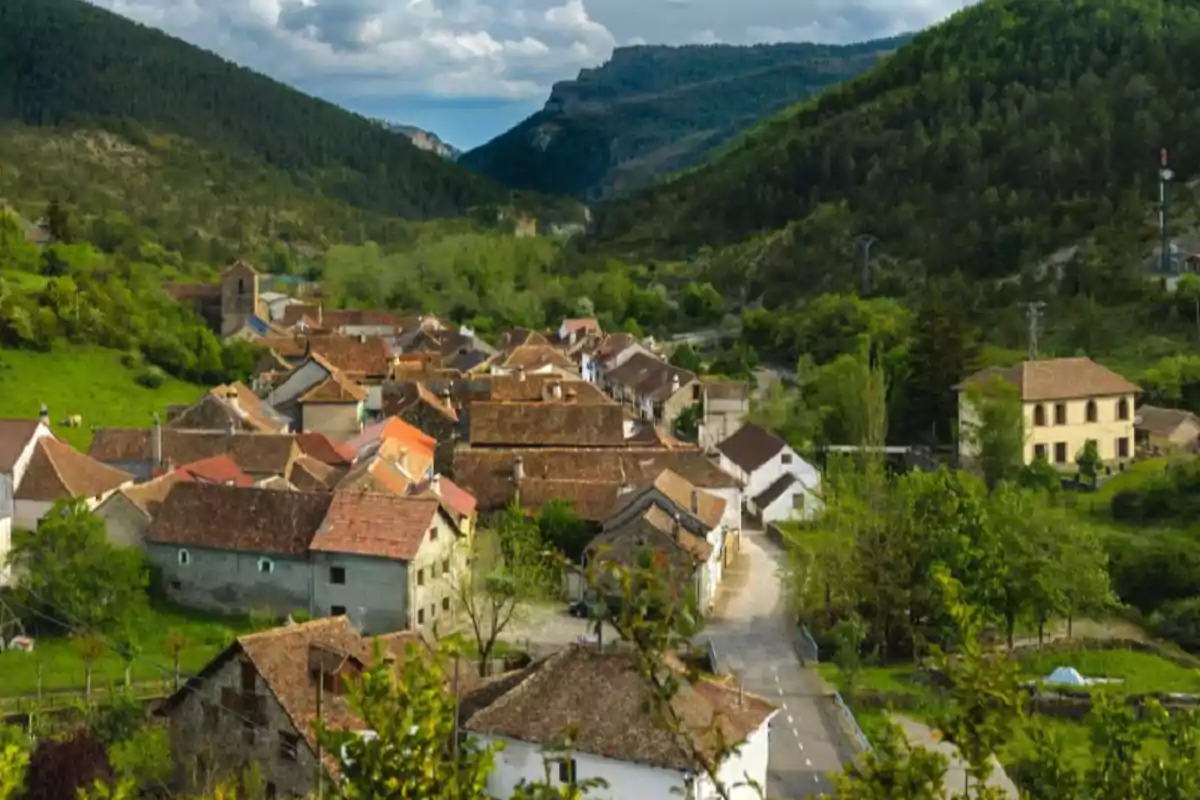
[7,499,148,634]
[537,500,592,562]
[75,633,108,700]
[669,343,703,373]
[1075,439,1102,489]
[828,722,946,799]
[961,377,1025,490]
[164,628,187,691]
[44,199,72,244]
[0,724,29,800]
[673,402,702,440]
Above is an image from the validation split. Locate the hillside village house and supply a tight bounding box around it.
[1135,405,1200,454]
[588,469,729,612]
[0,415,55,585]
[698,379,751,452]
[14,437,132,530]
[606,352,699,427]
[89,426,301,482]
[96,471,188,548]
[462,645,776,800]
[295,371,367,442]
[147,483,463,633]
[165,383,289,434]
[158,616,425,798]
[717,424,821,523]
[956,357,1139,469]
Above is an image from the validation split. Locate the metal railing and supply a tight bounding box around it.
[796,624,820,665]
[832,689,872,753]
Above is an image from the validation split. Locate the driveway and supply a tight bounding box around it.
[500,601,621,655]
[704,528,855,798]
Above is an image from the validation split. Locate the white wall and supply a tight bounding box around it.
[745,447,820,504]
[0,424,53,586]
[760,482,821,524]
[478,735,688,800]
[14,499,55,531]
[708,487,741,533]
[695,721,773,800]
[0,517,11,587]
[717,454,748,487]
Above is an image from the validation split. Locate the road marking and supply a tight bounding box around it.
[787,715,794,725]
[777,688,784,695]
[814,775,821,784]
[805,758,813,767]
[798,742,804,751]
[792,728,800,739]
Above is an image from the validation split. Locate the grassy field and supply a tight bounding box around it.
[1074,458,1171,514]
[0,345,203,449]
[1016,646,1200,695]
[0,602,255,698]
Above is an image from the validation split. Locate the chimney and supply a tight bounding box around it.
[516,366,526,382]
[152,412,163,469]
[226,418,236,436]
[513,456,525,484]
[358,334,367,344]
[671,373,681,395]
[38,403,49,427]
[551,382,563,400]
[690,489,699,514]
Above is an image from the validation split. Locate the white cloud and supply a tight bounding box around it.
[86,0,972,146]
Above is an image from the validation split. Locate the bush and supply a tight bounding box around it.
[1149,597,1200,652]
[134,365,166,389]
[119,350,144,370]
[291,610,312,623]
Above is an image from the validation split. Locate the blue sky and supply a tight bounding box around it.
[90,0,970,150]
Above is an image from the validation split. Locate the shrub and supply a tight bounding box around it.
[291,610,312,624]
[134,365,166,388]
[119,350,144,370]
[1149,597,1200,652]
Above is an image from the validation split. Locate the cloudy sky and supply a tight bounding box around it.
[90,0,971,150]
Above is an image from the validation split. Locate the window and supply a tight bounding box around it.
[202,701,220,733]
[1034,444,1048,461]
[442,597,451,613]
[331,605,346,617]
[1054,442,1068,464]
[237,278,245,295]
[558,759,577,785]
[278,732,300,762]
[442,559,451,577]
[431,603,438,619]
[258,557,274,574]
[1054,403,1067,425]
[241,661,257,693]
[170,580,182,591]
[781,453,793,465]
[429,526,437,541]
[329,566,346,585]
[1033,404,1046,427]
[1118,398,1130,421]
[178,549,190,566]
[1086,400,1098,423]
[692,383,701,401]
[417,568,424,586]
[417,608,425,625]
[1118,437,1130,459]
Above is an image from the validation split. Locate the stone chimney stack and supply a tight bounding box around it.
[152,412,163,469]
[38,403,49,427]
[671,373,681,395]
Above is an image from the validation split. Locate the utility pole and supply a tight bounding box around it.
[1160,147,1175,274]
[1024,302,1046,361]
[855,234,877,296]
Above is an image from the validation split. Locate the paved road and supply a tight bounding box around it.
[891,715,1017,799]
[704,528,854,798]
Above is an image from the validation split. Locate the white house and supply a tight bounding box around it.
[463,645,776,800]
[14,437,133,530]
[0,414,55,585]
[717,424,821,523]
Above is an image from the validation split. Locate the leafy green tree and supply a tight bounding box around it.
[828,721,946,799]
[0,723,28,800]
[1075,439,1102,489]
[44,199,72,244]
[8,499,148,634]
[961,377,1025,490]
[669,343,703,373]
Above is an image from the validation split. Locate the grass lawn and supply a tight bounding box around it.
[1016,647,1200,695]
[0,345,204,450]
[0,602,255,699]
[818,662,931,701]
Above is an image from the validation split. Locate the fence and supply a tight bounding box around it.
[796,624,820,666]
[832,690,872,753]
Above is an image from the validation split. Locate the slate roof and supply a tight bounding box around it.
[309,493,441,561]
[606,352,695,401]
[1136,405,1200,436]
[0,420,46,472]
[467,402,626,447]
[753,473,802,510]
[955,357,1139,402]
[462,645,775,771]
[716,423,787,474]
[148,483,333,556]
[15,438,132,501]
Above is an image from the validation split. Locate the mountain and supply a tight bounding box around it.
[590,0,1200,302]
[384,124,462,161]
[0,0,502,222]
[460,38,911,201]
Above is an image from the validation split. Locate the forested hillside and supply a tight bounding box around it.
[591,0,1200,299]
[461,38,909,201]
[0,0,501,220]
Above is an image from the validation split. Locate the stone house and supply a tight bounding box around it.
[346,417,437,482]
[146,483,463,633]
[605,352,699,428]
[490,345,579,378]
[463,645,776,800]
[0,415,55,585]
[95,471,188,548]
[956,357,1139,469]
[717,424,821,523]
[1135,405,1200,454]
[166,383,288,434]
[295,372,367,442]
[586,332,650,388]
[158,616,425,798]
[698,380,750,452]
[88,427,300,482]
[14,437,132,530]
[382,381,460,475]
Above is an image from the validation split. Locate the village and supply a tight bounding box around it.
[0,259,1183,799]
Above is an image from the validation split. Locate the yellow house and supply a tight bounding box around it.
[956,357,1138,469]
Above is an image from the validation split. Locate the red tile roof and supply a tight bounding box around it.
[297,374,368,404]
[467,402,626,447]
[295,432,356,466]
[309,493,441,561]
[409,475,477,518]
[956,357,1139,402]
[0,420,47,472]
[347,416,436,461]
[176,455,255,487]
